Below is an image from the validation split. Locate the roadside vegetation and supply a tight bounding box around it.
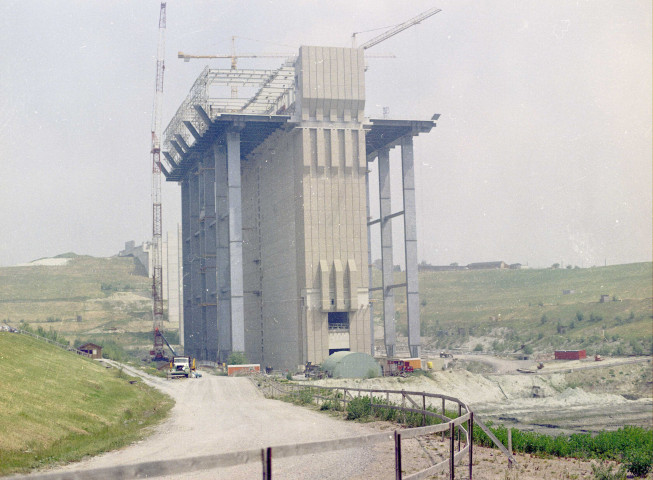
[0,332,173,476]
[278,384,652,478]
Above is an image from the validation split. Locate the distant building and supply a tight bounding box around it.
[554,350,586,360]
[418,264,468,272]
[467,261,508,270]
[78,343,102,359]
[600,294,611,303]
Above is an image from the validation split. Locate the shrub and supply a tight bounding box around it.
[591,462,627,480]
[473,343,483,352]
[625,448,652,477]
[227,351,248,365]
[346,396,371,420]
[295,389,314,405]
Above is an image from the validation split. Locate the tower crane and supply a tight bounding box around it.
[178,37,293,98]
[150,2,167,361]
[352,6,441,50]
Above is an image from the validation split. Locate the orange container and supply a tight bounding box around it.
[227,364,261,376]
[401,358,422,370]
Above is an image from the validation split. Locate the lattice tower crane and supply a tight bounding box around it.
[352,6,441,50]
[150,2,167,361]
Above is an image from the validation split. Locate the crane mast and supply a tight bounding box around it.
[151,2,166,361]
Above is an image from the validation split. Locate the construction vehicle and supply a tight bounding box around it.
[167,356,196,379]
[440,351,453,358]
[304,362,324,379]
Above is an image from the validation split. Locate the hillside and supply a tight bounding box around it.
[1,256,650,360]
[0,332,173,475]
[0,254,173,358]
[389,262,653,356]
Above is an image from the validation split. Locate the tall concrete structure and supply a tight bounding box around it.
[162,46,435,368]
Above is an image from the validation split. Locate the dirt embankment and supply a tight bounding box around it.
[310,356,653,436]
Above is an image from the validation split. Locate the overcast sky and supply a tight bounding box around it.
[1,1,651,268]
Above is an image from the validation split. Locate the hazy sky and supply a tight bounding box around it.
[1,1,651,268]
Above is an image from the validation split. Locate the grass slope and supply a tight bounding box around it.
[0,332,173,475]
[0,255,162,358]
[388,262,653,354]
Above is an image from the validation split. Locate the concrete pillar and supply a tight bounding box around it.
[401,136,421,359]
[377,147,396,358]
[227,130,245,353]
[189,167,203,358]
[181,178,192,352]
[200,154,218,361]
[366,167,375,356]
[215,143,232,361]
[213,128,246,362]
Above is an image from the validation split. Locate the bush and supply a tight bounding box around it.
[591,462,627,480]
[625,448,652,477]
[227,351,248,365]
[346,396,371,420]
[295,389,314,405]
[473,343,483,352]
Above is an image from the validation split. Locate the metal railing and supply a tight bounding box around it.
[8,374,517,480]
[254,374,518,478]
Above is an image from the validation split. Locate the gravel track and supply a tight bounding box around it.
[50,364,389,479]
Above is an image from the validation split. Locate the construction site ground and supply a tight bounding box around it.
[37,356,651,479]
[313,354,653,436]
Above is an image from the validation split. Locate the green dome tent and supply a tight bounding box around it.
[321,351,381,379]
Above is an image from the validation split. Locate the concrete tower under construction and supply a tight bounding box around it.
[163,46,435,369]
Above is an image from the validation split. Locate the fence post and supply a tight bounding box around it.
[441,398,446,441]
[422,392,426,426]
[449,421,455,480]
[458,403,462,451]
[394,430,402,480]
[469,412,474,480]
[401,390,406,425]
[508,428,513,469]
[261,447,272,480]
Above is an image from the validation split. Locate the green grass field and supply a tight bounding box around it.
[385,262,653,355]
[0,254,166,360]
[1,255,651,359]
[0,332,173,475]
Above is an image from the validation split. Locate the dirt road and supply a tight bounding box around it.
[49,364,390,479]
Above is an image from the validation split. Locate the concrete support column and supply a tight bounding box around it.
[378,147,396,358]
[215,143,232,361]
[366,167,375,357]
[200,154,218,361]
[189,167,203,358]
[401,136,421,359]
[227,130,245,353]
[180,177,192,352]
[213,129,245,362]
